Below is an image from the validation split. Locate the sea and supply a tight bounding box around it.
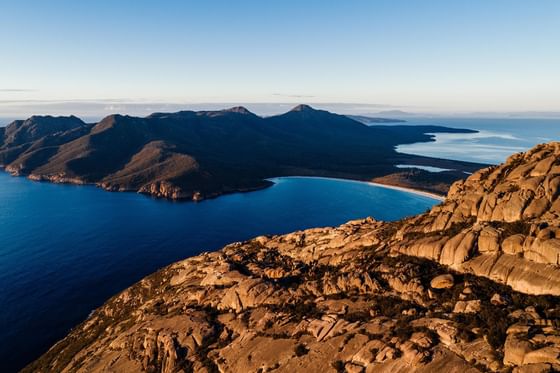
[0,174,437,371]
[392,117,560,164]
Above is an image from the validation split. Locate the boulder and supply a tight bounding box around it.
[502,235,526,255]
[440,231,477,266]
[431,274,454,289]
[478,226,500,253]
[530,156,556,177]
[544,175,560,200]
[504,334,534,366]
[523,198,549,219]
[453,300,482,314]
[490,293,508,306]
[524,238,560,265]
[523,347,560,365]
[502,191,532,222]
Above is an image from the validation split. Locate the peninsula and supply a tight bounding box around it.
[0,105,480,200]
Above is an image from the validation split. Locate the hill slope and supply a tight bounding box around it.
[25,142,560,372]
[0,105,480,200]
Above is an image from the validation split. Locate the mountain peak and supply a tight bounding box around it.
[289,104,316,113]
[223,106,254,115]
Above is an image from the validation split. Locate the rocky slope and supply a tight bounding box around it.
[0,105,480,200]
[394,142,560,295]
[23,143,560,373]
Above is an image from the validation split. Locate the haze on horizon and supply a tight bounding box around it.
[1,0,559,119]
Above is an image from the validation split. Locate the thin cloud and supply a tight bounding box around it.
[272,93,315,98]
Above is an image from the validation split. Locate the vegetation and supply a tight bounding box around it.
[489,220,531,236]
[294,344,309,357]
[331,360,345,372]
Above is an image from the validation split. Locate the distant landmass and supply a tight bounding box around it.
[374,110,416,116]
[346,115,407,124]
[0,105,481,200]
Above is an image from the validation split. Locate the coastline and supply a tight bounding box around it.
[366,181,445,201]
[1,166,446,203]
[268,176,446,202]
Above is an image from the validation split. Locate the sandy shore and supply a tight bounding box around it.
[8,167,446,203]
[366,181,445,201]
[268,176,446,202]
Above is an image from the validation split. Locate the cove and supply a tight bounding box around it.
[0,173,439,371]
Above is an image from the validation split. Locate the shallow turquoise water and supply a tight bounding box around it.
[392,117,560,164]
[0,173,438,372]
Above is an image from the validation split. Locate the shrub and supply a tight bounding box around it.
[294,344,309,357]
[490,220,530,236]
[331,360,345,373]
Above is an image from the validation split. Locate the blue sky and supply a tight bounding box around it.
[0,0,559,117]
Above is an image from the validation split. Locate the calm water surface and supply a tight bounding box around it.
[0,173,438,371]
[391,118,560,164]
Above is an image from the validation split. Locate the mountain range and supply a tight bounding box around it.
[0,105,480,200]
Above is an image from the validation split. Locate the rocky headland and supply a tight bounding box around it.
[23,142,560,372]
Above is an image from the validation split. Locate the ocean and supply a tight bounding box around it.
[0,174,437,371]
[392,117,560,164]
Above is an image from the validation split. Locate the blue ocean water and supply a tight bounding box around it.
[0,173,438,372]
[393,118,560,164]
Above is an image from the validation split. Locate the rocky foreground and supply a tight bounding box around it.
[25,143,560,373]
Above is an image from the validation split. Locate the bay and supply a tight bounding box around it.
[392,117,560,164]
[0,173,438,371]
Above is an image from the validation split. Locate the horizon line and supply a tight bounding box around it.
[0,100,559,122]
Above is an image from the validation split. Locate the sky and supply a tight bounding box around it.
[0,0,559,119]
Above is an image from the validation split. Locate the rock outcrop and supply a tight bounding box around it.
[394,142,560,295]
[24,143,560,372]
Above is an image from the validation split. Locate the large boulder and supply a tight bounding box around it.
[430,274,454,289]
[504,334,533,366]
[478,226,500,253]
[524,238,560,265]
[453,300,481,314]
[440,231,477,266]
[502,235,526,255]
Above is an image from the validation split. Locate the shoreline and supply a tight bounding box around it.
[1,167,446,203]
[268,176,446,202]
[366,181,445,201]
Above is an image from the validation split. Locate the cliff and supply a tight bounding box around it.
[0,106,480,201]
[23,143,560,373]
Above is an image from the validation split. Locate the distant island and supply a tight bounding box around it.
[374,110,416,116]
[346,115,407,124]
[0,105,481,200]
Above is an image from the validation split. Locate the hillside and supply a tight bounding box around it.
[0,105,480,200]
[25,142,560,372]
